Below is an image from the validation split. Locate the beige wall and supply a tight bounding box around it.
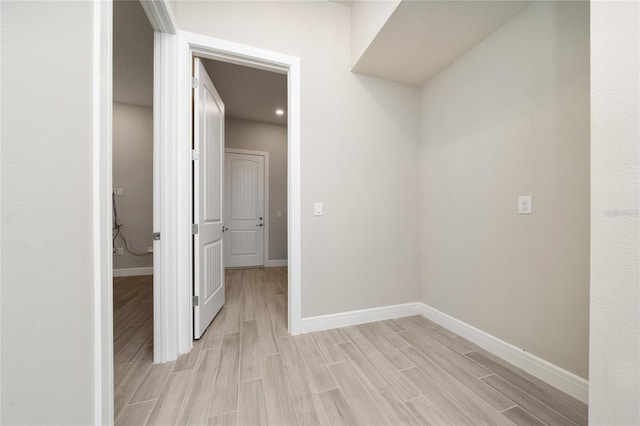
[113,102,154,269]
[1,1,95,423]
[418,1,590,378]
[225,118,288,261]
[177,1,421,317]
[589,0,640,423]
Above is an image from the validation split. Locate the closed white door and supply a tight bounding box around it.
[193,58,225,339]
[225,152,265,267]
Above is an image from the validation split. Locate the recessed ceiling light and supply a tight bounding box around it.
[276,109,284,116]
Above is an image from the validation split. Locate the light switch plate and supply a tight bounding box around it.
[518,195,532,214]
[314,202,323,216]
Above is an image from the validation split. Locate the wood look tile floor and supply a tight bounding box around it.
[113,268,588,426]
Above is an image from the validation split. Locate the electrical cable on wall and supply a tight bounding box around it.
[113,192,152,257]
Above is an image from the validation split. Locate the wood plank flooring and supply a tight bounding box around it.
[113,268,588,425]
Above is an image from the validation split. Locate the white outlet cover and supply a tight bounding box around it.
[518,195,532,214]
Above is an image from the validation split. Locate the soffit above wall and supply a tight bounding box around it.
[202,60,287,126]
[352,0,533,86]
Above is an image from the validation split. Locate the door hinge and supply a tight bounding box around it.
[192,296,199,307]
[192,149,199,161]
[192,77,199,89]
[152,232,160,241]
[192,224,199,235]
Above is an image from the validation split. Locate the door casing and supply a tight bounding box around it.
[172,32,302,357]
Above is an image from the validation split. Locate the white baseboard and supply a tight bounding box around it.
[265,259,288,267]
[113,267,153,277]
[417,303,589,403]
[300,302,421,334]
[298,300,588,404]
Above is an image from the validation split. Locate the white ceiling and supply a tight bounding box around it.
[113,0,287,125]
[203,60,288,126]
[352,1,533,86]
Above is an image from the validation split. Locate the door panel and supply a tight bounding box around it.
[230,231,259,255]
[193,58,225,339]
[225,153,265,267]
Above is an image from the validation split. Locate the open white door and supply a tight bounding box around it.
[193,58,225,339]
[225,152,265,267]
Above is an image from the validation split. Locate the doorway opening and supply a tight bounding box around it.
[191,57,290,343]
[111,0,156,422]
[157,33,302,359]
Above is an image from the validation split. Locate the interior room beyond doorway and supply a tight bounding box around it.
[203,58,289,270]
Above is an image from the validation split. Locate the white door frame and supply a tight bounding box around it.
[94,1,177,423]
[225,148,270,267]
[93,1,113,423]
[174,32,302,355]
[141,0,178,369]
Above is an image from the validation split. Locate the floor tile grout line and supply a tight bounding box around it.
[324,360,372,424]
[399,364,487,425]
[400,339,516,416]
[318,385,358,424]
[482,374,581,426]
[470,350,588,418]
[398,328,492,379]
[163,367,197,426]
[503,404,552,426]
[478,373,495,379]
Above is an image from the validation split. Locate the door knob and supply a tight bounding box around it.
[222,226,229,232]
[256,223,263,227]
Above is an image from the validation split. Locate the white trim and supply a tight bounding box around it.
[265,260,288,267]
[177,33,194,355]
[300,303,422,333]
[224,148,270,267]
[225,148,270,156]
[93,0,113,424]
[139,0,177,34]
[287,49,302,336]
[166,31,302,361]
[152,31,162,363]
[417,303,589,403]
[113,267,154,277]
[155,30,181,362]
